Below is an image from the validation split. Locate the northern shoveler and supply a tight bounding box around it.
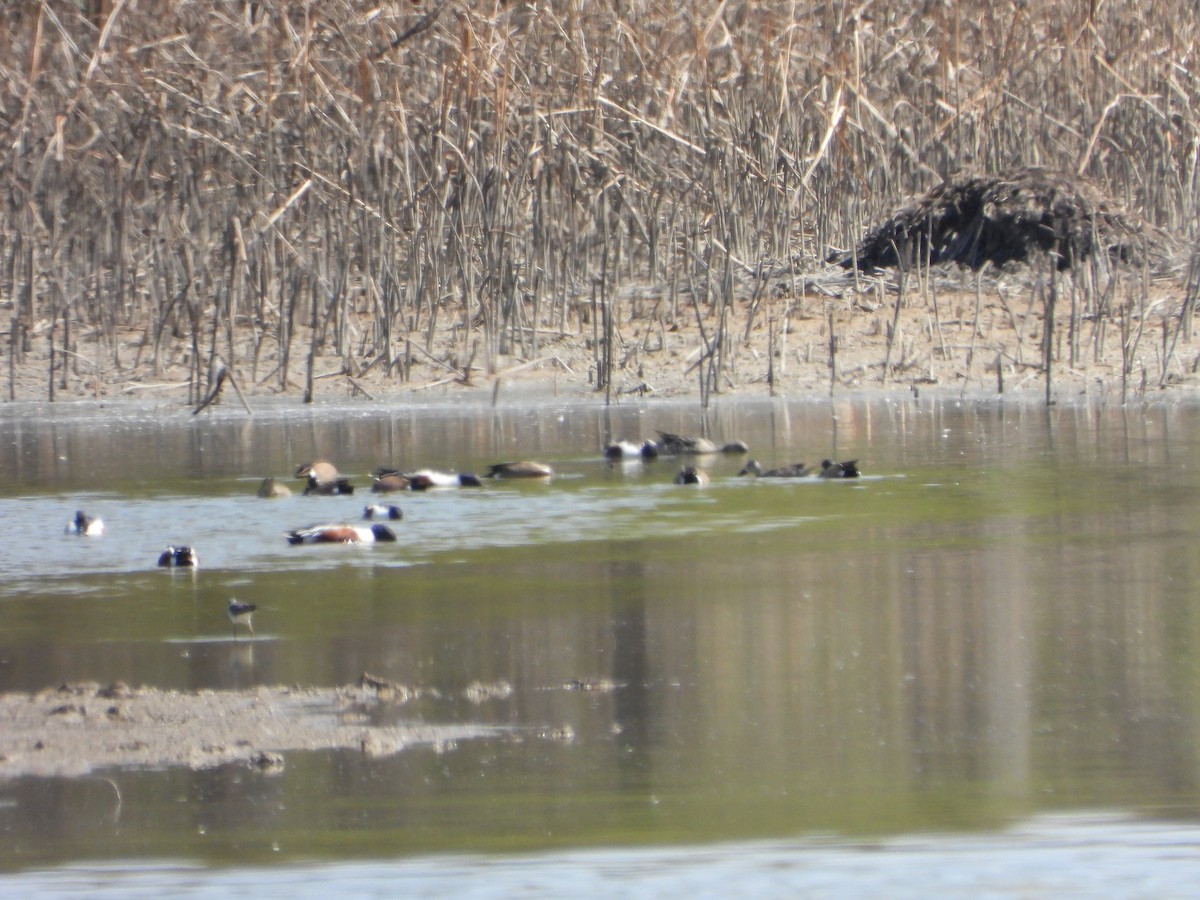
[603,440,656,460]
[405,469,484,490]
[158,545,199,567]
[296,460,354,495]
[227,599,256,639]
[256,476,292,498]
[673,465,710,486]
[371,469,411,493]
[285,523,398,545]
[65,510,105,536]
[487,460,554,479]
[818,459,861,478]
[363,504,404,520]
[651,431,749,456]
[738,459,813,478]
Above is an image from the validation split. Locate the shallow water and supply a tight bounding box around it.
[2,392,1200,891]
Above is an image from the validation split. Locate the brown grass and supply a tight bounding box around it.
[1,1,1198,405]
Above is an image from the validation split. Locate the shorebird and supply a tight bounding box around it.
[487,460,554,479]
[673,465,710,486]
[285,523,398,544]
[818,459,862,478]
[738,460,814,478]
[227,599,256,639]
[362,504,404,520]
[158,545,199,567]
[65,510,105,536]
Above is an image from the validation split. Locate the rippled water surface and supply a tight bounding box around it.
[3,392,1200,893]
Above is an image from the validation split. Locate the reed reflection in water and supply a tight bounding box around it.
[0,395,1199,870]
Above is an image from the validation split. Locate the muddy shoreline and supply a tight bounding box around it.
[0,677,536,781]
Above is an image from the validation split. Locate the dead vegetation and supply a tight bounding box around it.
[0,2,1198,405]
[838,167,1176,274]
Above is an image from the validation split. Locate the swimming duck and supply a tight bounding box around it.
[256,476,292,498]
[363,504,404,520]
[296,460,354,495]
[487,460,554,479]
[65,510,105,536]
[738,460,813,478]
[603,440,656,460]
[227,599,256,639]
[405,469,484,490]
[673,465,710,486]
[818,459,861,478]
[158,545,199,567]
[371,469,411,493]
[285,523,398,544]
[651,431,749,457]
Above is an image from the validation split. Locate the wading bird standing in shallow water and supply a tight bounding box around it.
[227,599,256,639]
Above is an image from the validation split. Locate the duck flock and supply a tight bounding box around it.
[63,430,860,639]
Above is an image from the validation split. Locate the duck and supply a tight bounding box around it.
[738,459,813,478]
[227,599,256,639]
[651,431,749,457]
[487,460,554,479]
[65,510,105,536]
[158,545,199,567]
[673,465,710,486]
[296,459,354,495]
[256,476,292,498]
[818,459,862,478]
[603,440,656,460]
[371,469,411,493]
[363,504,404,520]
[405,469,484,490]
[285,523,398,545]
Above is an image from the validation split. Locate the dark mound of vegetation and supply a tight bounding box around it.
[839,168,1167,272]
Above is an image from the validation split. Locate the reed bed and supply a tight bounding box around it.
[1,1,1197,403]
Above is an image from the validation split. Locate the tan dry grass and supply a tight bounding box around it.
[0,2,1197,405]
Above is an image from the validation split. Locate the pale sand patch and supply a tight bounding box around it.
[0,678,545,780]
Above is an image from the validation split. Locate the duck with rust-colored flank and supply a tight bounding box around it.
[256,476,292,498]
[296,459,354,495]
[405,469,484,490]
[487,460,554,479]
[673,466,710,486]
[818,459,861,478]
[158,545,199,567]
[285,523,398,545]
[651,431,749,457]
[363,504,403,521]
[65,510,105,536]
[738,460,813,478]
[227,599,256,639]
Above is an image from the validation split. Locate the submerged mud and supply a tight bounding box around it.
[0,678,512,780]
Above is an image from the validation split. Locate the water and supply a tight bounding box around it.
[2,392,1200,892]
